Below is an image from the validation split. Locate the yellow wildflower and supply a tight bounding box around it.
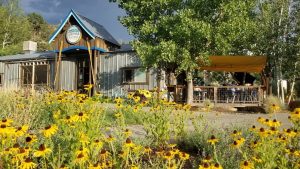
[33,144,52,157]
[19,158,37,169]
[207,135,219,145]
[240,161,254,169]
[41,124,58,137]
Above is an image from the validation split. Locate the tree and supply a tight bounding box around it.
[0,0,31,56]
[253,0,300,102]
[27,13,55,51]
[111,0,211,104]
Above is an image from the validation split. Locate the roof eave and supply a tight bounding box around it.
[48,9,96,44]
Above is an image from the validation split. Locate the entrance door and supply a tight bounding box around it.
[77,57,91,92]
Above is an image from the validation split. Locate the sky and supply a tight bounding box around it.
[19,0,133,43]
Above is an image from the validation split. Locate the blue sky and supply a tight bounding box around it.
[20,0,133,43]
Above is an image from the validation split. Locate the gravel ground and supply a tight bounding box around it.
[197,111,292,129]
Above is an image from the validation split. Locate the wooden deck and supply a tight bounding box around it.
[168,85,264,107]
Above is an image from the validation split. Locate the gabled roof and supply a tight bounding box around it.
[48,9,120,46]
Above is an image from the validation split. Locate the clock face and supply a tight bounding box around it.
[66,25,82,44]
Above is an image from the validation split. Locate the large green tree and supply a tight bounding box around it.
[253,0,300,102]
[27,12,55,51]
[0,0,31,55]
[111,0,211,104]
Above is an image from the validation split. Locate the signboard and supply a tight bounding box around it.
[66,25,82,44]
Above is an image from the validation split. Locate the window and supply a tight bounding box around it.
[122,68,147,84]
[22,66,33,85]
[0,73,3,86]
[35,65,48,84]
[21,64,49,86]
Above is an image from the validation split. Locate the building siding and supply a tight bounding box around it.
[59,59,77,91]
[3,63,20,89]
[98,52,158,97]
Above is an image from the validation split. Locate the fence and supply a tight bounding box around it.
[169,85,264,106]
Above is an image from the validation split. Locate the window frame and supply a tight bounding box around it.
[21,62,50,87]
[121,67,149,85]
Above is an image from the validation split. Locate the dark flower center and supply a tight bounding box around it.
[45,125,51,130]
[39,144,46,151]
[2,119,7,122]
[13,143,20,148]
[244,161,249,166]
[126,138,132,144]
[25,158,32,163]
[26,137,32,142]
[78,112,83,116]
[211,135,216,139]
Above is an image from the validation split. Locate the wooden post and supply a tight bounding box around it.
[214,87,217,104]
[54,41,63,91]
[86,40,96,86]
[32,63,35,92]
[93,50,98,95]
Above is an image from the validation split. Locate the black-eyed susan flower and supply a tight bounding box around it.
[240,160,253,169]
[270,119,281,128]
[211,163,223,169]
[231,140,243,149]
[42,124,58,138]
[118,150,127,159]
[179,152,190,161]
[127,92,134,99]
[88,163,101,169]
[202,155,212,163]
[252,156,262,163]
[92,139,103,149]
[258,128,268,137]
[105,135,116,143]
[249,125,256,132]
[133,96,141,103]
[290,108,300,120]
[25,134,37,144]
[63,115,73,123]
[0,148,11,156]
[270,104,280,113]
[114,97,123,103]
[199,162,210,169]
[124,138,135,148]
[76,112,89,122]
[74,153,88,165]
[16,147,29,160]
[124,129,132,137]
[33,144,52,157]
[19,158,37,169]
[207,135,219,145]
[284,128,297,138]
[99,149,109,161]
[1,118,13,126]
[269,127,278,135]
[11,143,20,154]
[163,151,174,161]
[257,117,265,124]
[231,130,242,137]
[250,140,260,149]
[75,147,89,157]
[114,112,122,118]
[14,125,29,137]
[155,148,164,156]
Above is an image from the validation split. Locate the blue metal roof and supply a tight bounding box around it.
[48,9,120,47]
[0,52,55,62]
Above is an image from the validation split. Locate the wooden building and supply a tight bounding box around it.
[0,10,161,97]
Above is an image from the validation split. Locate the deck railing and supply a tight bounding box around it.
[169,85,264,106]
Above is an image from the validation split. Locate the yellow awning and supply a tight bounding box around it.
[199,55,267,73]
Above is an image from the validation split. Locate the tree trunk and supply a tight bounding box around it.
[186,70,193,104]
[288,62,298,104]
[156,68,162,99]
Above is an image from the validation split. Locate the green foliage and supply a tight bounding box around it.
[0,1,31,56]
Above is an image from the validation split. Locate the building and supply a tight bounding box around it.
[0,9,161,97]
